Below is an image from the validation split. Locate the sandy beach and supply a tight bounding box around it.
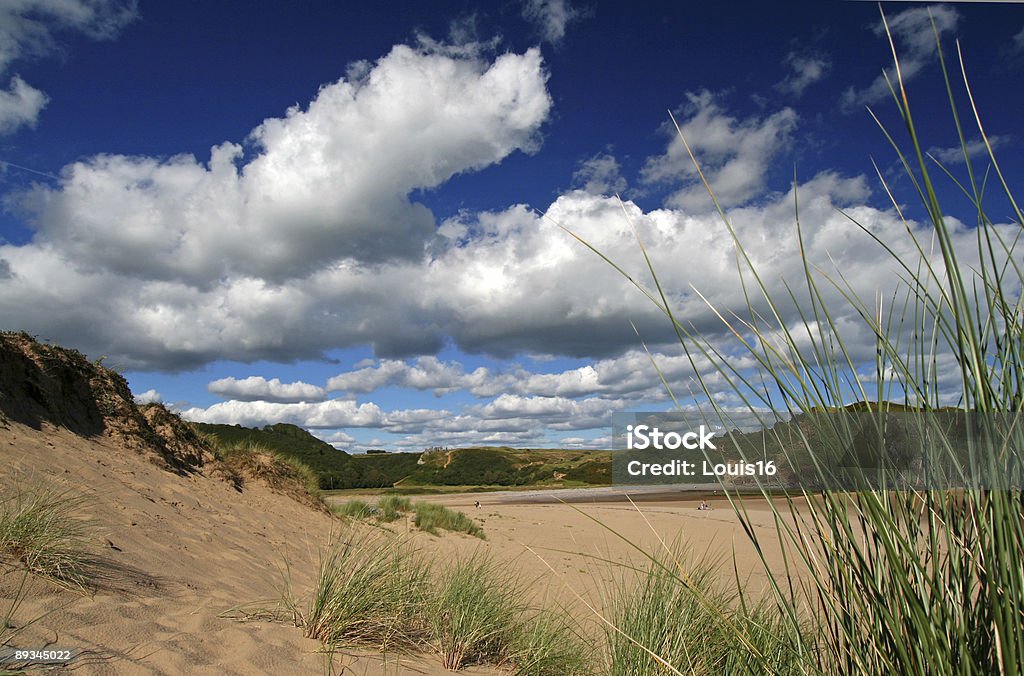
[0,415,802,674]
[391,486,796,612]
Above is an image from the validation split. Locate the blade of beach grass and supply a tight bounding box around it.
[521,542,688,676]
[956,41,1023,226]
[553,5,1023,673]
[544,496,805,671]
[632,320,683,410]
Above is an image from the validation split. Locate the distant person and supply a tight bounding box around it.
[474,500,481,509]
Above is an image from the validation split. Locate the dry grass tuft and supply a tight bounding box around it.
[0,482,98,590]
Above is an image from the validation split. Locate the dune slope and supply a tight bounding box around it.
[0,333,459,674]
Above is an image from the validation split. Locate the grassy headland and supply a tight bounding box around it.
[193,420,611,491]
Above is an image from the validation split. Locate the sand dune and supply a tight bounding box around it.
[1,418,804,674]
[3,421,353,674]
[0,333,797,674]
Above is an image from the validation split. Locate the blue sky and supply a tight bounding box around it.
[0,1,1021,451]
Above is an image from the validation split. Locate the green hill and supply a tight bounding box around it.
[191,421,612,490]
[334,446,612,490]
[411,446,611,486]
[192,422,351,477]
[324,451,424,489]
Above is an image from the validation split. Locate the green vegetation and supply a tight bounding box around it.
[296,532,587,673]
[0,483,97,590]
[419,448,520,485]
[605,547,804,674]
[331,499,375,519]
[459,556,588,674]
[195,421,611,490]
[193,422,350,475]
[303,532,427,651]
[0,483,117,666]
[324,451,422,489]
[507,605,590,676]
[575,14,1024,674]
[320,446,611,490]
[213,440,324,508]
[425,552,586,673]
[561,458,612,484]
[427,552,521,669]
[332,496,484,538]
[411,447,610,488]
[412,502,484,539]
[377,495,412,522]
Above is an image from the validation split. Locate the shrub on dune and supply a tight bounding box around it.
[412,501,484,538]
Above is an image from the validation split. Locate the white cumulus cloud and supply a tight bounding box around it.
[207,376,327,403]
[0,40,551,369]
[325,348,749,403]
[181,399,386,429]
[18,43,551,283]
[572,152,627,195]
[0,76,47,133]
[1,82,1014,440]
[926,136,1009,166]
[133,388,162,405]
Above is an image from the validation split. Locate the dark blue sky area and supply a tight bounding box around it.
[0,1,1020,450]
[3,1,1021,231]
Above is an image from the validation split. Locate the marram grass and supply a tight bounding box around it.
[412,501,485,538]
[295,529,587,673]
[303,530,427,651]
[330,496,485,538]
[331,498,376,519]
[423,550,589,673]
[0,482,97,590]
[605,546,805,675]
[214,439,324,505]
[377,495,412,522]
[426,551,521,669]
[570,10,1023,675]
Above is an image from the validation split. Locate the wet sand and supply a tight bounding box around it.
[412,483,735,505]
